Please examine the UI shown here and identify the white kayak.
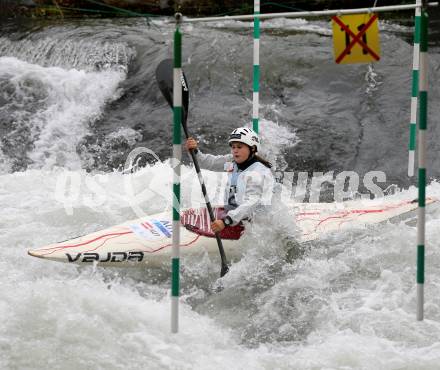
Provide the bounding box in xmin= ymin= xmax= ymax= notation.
xmin=28 ymin=198 xmax=436 ymax=267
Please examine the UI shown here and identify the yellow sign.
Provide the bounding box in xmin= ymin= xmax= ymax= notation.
xmin=332 ymin=13 xmax=380 ymax=64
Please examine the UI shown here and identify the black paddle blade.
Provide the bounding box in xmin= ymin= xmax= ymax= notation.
xmin=220 ymin=263 xmax=229 ymax=277
xmin=155 ymin=58 xmax=189 ymax=127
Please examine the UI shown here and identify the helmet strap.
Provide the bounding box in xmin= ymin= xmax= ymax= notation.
xmin=247 ymin=146 xmax=256 ymax=161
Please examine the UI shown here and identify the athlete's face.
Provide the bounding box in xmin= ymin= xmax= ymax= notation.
xmin=230 ymin=142 xmax=251 ymax=164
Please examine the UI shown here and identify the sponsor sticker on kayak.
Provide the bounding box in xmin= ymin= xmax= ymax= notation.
xmin=130 ymin=219 xmax=172 ymax=240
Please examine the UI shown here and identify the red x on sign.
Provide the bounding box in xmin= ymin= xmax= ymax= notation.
xmin=332 ymin=14 xmax=380 ymax=64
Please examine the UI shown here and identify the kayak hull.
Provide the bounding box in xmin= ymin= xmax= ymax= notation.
xmin=28 ymin=198 xmax=436 ymax=267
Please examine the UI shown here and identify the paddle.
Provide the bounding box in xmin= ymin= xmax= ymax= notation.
xmin=155 ymin=59 xmax=229 ymax=277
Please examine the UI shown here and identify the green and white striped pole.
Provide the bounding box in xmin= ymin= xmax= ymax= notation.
xmin=253 ymin=0 xmax=260 ymax=133
xmin=417 ymin=4 xmax=428 ymax=321
xmin=171 ymin=14 xmax=182 ymax=333
xmin=408 ymin=0 xmax=422 ymax=177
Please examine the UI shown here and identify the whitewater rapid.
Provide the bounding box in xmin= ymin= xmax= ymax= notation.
xmin=2 ymin=164 xmax=440 ymax=369
xmin=2 ymin=13 xmax=440 ymax=370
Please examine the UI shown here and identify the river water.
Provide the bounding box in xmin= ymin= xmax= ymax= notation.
xmin=1 ymin=10 xmax=440 ymax=370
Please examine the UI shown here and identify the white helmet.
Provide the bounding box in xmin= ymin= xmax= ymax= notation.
xmin=228 ymin=127 xmax=260 ymax=152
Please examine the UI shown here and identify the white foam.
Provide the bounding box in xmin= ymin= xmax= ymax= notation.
xmin=0 ymin=57 xmax=125 ymax=170
xmin=0 ymin=36 xmax=134 ymax=72
xmin=3 ymin=166 xmax=440 ymax=368
xmin=206 ymin=17 xmax=331 ymax=36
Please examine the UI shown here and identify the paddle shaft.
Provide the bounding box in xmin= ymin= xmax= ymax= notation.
xmin=155 ymin=58 xmax=229 ymax=276
xmin=178 ymin=77 xmax=229 ymax=276
xmin=186 ymin=139 xmax=229 ymax=276
xmin=181 ymin=127 xmax=220 ymax=225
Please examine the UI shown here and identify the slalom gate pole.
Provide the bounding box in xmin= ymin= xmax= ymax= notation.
xmin=417 ymin=1 xmax=428 ymax=321
xmin=253 ymin=0 xmax=260 ymax=133
xmin=171 ymin=13 xmax=182 ymax=333
xmin=408 ymin=0 xmax=422 ymax=177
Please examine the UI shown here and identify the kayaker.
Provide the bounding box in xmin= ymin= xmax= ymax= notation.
xmin=185 ymin=127 xmax=274 ymax=233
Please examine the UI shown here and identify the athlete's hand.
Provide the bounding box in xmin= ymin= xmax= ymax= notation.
xmin=185 ymin=137 xmax=198 ymax=151
xmin=211 ymin=219 xmax=225 ymax=233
